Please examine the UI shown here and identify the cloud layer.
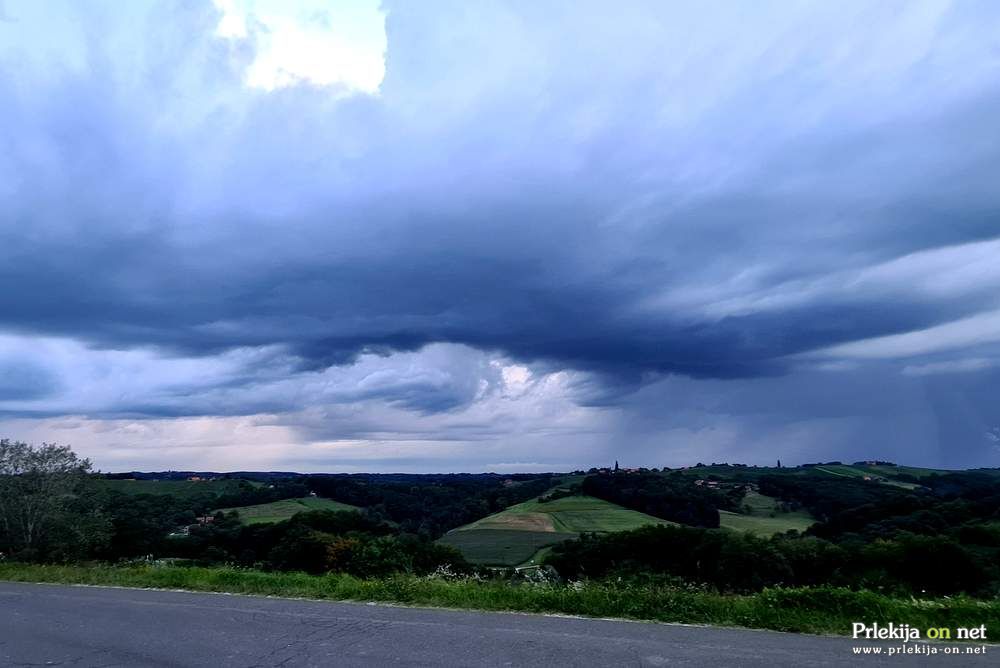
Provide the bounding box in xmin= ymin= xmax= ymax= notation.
xmin=1 ymin=0 xmax=999 ymax=470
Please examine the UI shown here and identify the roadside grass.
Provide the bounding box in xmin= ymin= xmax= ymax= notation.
xmin=215 ymin=497 xmax=360 ymax=525
xmin=719 ymin=491 xmax=815 ymax=536
xmin=2 ymin=563 xmax=998 ymax=638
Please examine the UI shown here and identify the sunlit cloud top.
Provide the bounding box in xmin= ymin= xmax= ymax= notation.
xmin=214 ymin=0 xmax=385 ymax=92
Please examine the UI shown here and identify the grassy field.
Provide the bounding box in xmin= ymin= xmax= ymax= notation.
xmin=719 ymin=491 xmax=815 ymax=536
xmin=96 ymin=478 xmax=259 ymax=498
xmin=814 ymin=465 xmax=920 ymax=489
xmin=719 ymin=510 xmax=814 ymax=535
xmin=437 ymin=529 xmax=577 ymax=566
xmin=462 ymin=495 xmax=669 ymax=534
xmin=814 ymin=464 xmax=876 ymax=479
xmin=216 ymin=497 xmax=359 ymax=524
xmin=441 ymin=495 xmax=667 ymax=566
xmin=2 ymin=563 xmax=997 ymax=638
xmin=856 ymin=464 xmax=949 ymax=479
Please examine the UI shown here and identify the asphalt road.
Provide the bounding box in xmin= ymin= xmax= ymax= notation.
xmin=0 ymin=582 xmax=993 ymax=667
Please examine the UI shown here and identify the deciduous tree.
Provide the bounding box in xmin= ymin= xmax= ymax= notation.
xmin=0 ymin=439 xmax=108 ymax=560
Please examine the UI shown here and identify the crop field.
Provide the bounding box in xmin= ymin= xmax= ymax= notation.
xmin=463 ymin=495 xmax=669 ymax=534
xmin=441 ymin=495 xmax=667 ymax=565
xmin=437 ymin=529 xmax=577 ymax=567
xmin=719 ymin=492 xmax=815 ymax=535
xmin=216 ymin=497 xmax=360 ymax=524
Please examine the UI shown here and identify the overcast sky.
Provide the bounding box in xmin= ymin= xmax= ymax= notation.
xmin=2 ymin=0 xmax=1000 ymax=472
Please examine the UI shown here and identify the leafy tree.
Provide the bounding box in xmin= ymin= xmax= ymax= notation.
xmin=0 ymin=439 xmax=109 ymax=560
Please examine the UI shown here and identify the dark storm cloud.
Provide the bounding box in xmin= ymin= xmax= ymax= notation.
xmin=0 ymin=360 xmax=59 ymax=401
xmin=1 ymin=0 xmax=1000 ymax=462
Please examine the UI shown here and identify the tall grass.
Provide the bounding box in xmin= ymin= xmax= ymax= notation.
xmin=1 ymin=562 xmax=997 ymax=637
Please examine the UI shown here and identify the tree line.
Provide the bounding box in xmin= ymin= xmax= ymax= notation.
xmin=0 ymin=439 xmax=542 ymax=574
xmin=4 ymin=438 xmax=999 ymax=597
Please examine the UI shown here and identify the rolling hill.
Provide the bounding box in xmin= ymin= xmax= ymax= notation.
xmin=812 ymin=464 xmax=922 ymax=489
xmin=439 ymin=495 xmax=669 ymax=567
xmin=216 ymin=497 xmax=360 ymax=525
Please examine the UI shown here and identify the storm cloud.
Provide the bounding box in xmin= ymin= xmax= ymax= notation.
xmin=1 ymin=0 xmax=999 ymax=470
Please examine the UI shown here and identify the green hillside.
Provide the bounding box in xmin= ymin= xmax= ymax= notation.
xmin=439 ymin=495 xmax=668 ymax=566
xmin=465 ymin=495 xmax=671 ymax=533
xmin=719 ymin=491 xmax=815 ymax=535
xmin=814 ymin=465 xmax=920 ymax=489
xmin=216 ymin=497 xmax=360 ymax=525
xmin=438 ymin=529 xmax=577 ymax=567
xmin=855 ymin=463 xmax=950 ymax=479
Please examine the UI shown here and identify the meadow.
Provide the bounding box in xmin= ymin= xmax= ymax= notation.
xmin=462 ymin=495 xmax=669 ymax=533
xmin=439 ymin=495 xmax=667 ymax=566
xmin=216 ymin=496 xmax=359 ymax=525
xmin=853 ymin=464 xmax=950 ymax=479
xmin=813 ymin=464 xmax=921 ymax=489
xmin=718 ymin=491 xmax=815 ymax=535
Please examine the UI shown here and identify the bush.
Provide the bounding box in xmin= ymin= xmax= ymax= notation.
xmin=546 ymin=524 xmax=992 ymax=596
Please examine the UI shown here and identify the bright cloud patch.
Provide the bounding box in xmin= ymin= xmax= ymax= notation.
xmin=214 ymin=0 xmax=386 ymax=92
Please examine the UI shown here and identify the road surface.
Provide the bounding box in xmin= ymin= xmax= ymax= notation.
xmin=0 ymin=581 xmax=992 ymax=666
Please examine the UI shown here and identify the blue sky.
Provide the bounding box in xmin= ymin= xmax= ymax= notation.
xmin=1 ymin=0 xmax=1000 ymax=472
